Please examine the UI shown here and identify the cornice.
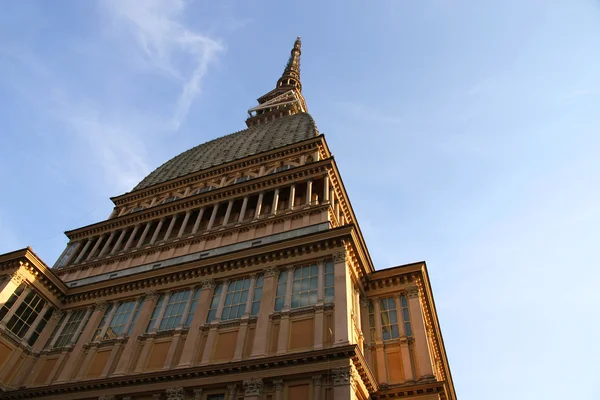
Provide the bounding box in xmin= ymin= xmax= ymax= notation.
xmin=373 ymin=380 xmax=449 ymax=399
xmin=65 ymin=158 xmax=332 ymax=241
xmin=110 ymin=135 xmax=325 ymax=206
xmin=2 ymin=344 xmax=362 ymax=399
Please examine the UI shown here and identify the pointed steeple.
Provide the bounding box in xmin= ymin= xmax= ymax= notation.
xmin=246 ymin=37 xmax=307 ymax=127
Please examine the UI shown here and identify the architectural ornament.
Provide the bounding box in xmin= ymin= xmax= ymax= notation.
xmin=263 ymin=266 xmax=279 ymax=278
xmin=147 ymin=291 xmax=160 ymax=301
xmin=407 ymin=286 xmax=419 ymax=298
xmin=317 ymin=260 xmax=326 ymax=268
xmin=312 ymin=375 xmax=323 ymax=386
xmin=243 ymin=378 xmax=263 ymax=396
xmin=192 ymin=389 xmax=203 ymax=400
xmin=332 ymin=367 xmax=352 ymax=386
xmin=10 ymin=270 xmax=26 ymax=285
xmin=333 ymin=251 xmax=346 ymax=263
xmin=272 ymin=379 xmax=284 ymax=391
xmin=94 ymin=301 xmax=109 ymax=312
xmin=51 ymin=309 xmax=65 ymax=322
xmin=201 ymin=278 xmax=216 ymax=290
xmin=165 ymin=387 xmax=185 ymax=400
xmin=228 ymin=383 xmax=238 ymax=395
xmin=152 ymin=395 xmax=162 ymax=400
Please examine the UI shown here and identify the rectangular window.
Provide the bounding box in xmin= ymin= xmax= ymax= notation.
xmin=324 ymin=261 xmax=334 ymax=303
xmin=103 ymin=300 xmax=140 ymax=339
xmin=274 ymin=270 xmax=288 ymax=311
xmin=401 ymin=295 xmax=412 ymax=337
xmin=0 ymin=284 xmax=24 ymax=321
xmin=291 ymin=264 xmax=318 ymax=308
xmin=379 ymin=297 xmax=399 ymax=340
xmin=54 ymin=308 xmax=88 ymax=348
xmin=159 ymin=290 xmax=191 ymax=331
xmin=206 ymin=284 xmax=223 ymax=323
xmin=221 ymin=278 xmax=250 ymax=321
xmin=93 ymin=304 xmax=114 ymax=341
xmin=368 ymin=301 xmax=376 ymax=342
xmin=146 ymin=295 xmax=165 ymax=332
xmin=251 ymin=275 xmax=264 ymax=316
xmin=45 ymin=312 xmax=66 ymax=348
xmin=185 ymin=288 xmax=202 ymax=327
xmin=28 ymin=307 xmax=53 ymax=346
xmin=6 ymin=290 xmax=46 ymax=338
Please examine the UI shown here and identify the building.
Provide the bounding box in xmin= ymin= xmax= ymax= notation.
xmin=0 ymin=38 xmax=455 ymax=400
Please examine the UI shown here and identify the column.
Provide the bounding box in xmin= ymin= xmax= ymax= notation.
xmin=332 ymin=367 xmax=352 ymax=399
xmin=273 ymin=380 xmax=284 ymax=400
xmin=314 ymin=261 xmax=325 ymax=350
xmin=400 ymin=337 xmax=415 ymax=382
xmin=98 ymin=231 xmax=116 ymax=257
xmin=178 ymin=280 xmax=215 ymax=368
xmin=250 ymin=267 xmax=278 ymax=358
xmin=206 ymin=204 xmax=219 ymax=230
xmin=177 ymin=211 xmax=192 ymax=238
xmin=306 ymin=179 xmax=313 ymax=205
xmin=22 ymin=302 xmax=51 ymax=344
xmin=276 ymin=267 xmax=294 ymax=355
xmin=137 ymin=222 xmax=153 ymax=247
xmin=238 ymin=196 xmax=249 ymax=223
xmin=359 ymin=298 xmax=372 ymax=364
xmin=149 ymin=218 xmax=166 ymax=244
xmin=407 ymin=286 xmax=434 ymax=379
xmin=191 ymin=207 xmax=205 ymax=234
xmin=86 ymin=234 xmax=105 ymax=260
xmin=123 ymin=225 xmax=139 ymax=251
xmin=254 ymin=192 xmax=264 ymax=219
xmin=312 ymin=375 xmax=323 ymax=400
xmin=323 ymin=174 xmax=330 ymax=202
xmin=333 ymin=251 xmax=351 ymax=346
xmin=243 ymin=378 xmax=263 ymax=400
xmin=112 ymin=229 xmax=129 ymax=253
xmin=178 ymin=288 xmax=195 ymax=329
xmin=271 ymin=188 xmax=280 ymax=215
xmin=163 ymin=214 xmax=178 ymax=241
xmin=74 ymin=239 xmax=92 ymax=264
xmin=113 ymin=292 xmax=159 ymax=376
xmin=223 ymin=199 xmax=234 ymax=226
xmin=288 ymin=184 xmax=296 ymax=211
xmin=0 ymin=285 xmax=32 ymax=326
xmin=56 ymin=303 xmax=106 ymax=383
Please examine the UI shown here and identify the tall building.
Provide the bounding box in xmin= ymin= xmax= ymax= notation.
xmin=0 ymin=38 xmax=455 ymax=400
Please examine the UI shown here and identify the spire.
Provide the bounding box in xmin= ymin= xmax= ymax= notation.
xmin=246 ymin=37 xmax=307 ymax=127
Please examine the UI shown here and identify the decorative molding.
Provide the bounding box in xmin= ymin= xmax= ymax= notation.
xmin=94 ymin=301 xmax=109 ymax=312
xmin=165 ymin=387 xmax=185 ymax=400
xmin=333 ymin=251 xmax=346 ymax=263
xmin=152 ymin=395 xmax=162 ymax=400
xmin=272 ymin=379 xmax=284 ymax=391
xmin=192 ymin=388 xmax=203 ymax=400
xmin=51 ymin=310 xmax=65 ymax=322
xmin=147 ymin=291 xmax=160 ymax=301
xmin=312 ymin=375 xmax=323 ymax=386
xmin=332 ymin=367 xmax=352 ymax=386
xmin=243 ymin=378 xmax=263 ymax=396
xmin=201 ymin=278 xmax=216 ymax=290
xmin=228 ymin=383 xmax=238 ymax=395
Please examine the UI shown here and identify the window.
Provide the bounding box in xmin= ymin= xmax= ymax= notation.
xmin=324 ymin=261 xmax=334 ymax=303
xmin=45 ymin=312 xmax=66 ymax=348
xmin=379 ymin=297 xmax=399 ymax=340
xmin=28 ymin=308 xmax=53 ymax=346
xmin=161 ymin=196 xmax=178 ymax=204
xmin=93 ymin=304 xmax=114 ymax=340
xmin=95 ymin=300 xmax=142 ymax=341
xmin=206 ymin=284 xmax=223 ymax=323
xmin=274 ymin=270 xmax=288 ymax=311
xmin=196 ymin=186 xmax=215 ymax=194
xmin=368 ymin=301 xmax=376 ymax=342
xmin=271 ymin=165 xmax=291 ymax=174
xmin=401 ymin=295 xmax=412 ymax=337
xmin=251 ymin=276 xmax=264 ymax=316
xmin=185 ymin=288 xmax=202 ymax=327
xmin=234 ymin=176 xmax=249 ymax=184
xmin=291 ymin=265 xmax=318 ymax=308
xmin=6 ymin=290 xmax=46 ymax=338
xmin=159 ymin=290 xmax=191 ymax=331
xmin=55 ymin=243 xmax=77 ymax=268
xmin=0 ymin=284 xmax=24 ymax=321
xmin=54 ymin=308 xmax=89 ymax=348
xmin=130 ymin=206 xmax=145 ymax=214
xmin=221 ymin=278 xmax=250 ymax=321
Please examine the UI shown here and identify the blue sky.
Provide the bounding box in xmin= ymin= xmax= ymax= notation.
xmin=1 ymin=1 xmax=599 ymax=398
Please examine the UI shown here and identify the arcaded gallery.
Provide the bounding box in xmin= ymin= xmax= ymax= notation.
xmin=0 ymin=38 xmax=455 ymax=400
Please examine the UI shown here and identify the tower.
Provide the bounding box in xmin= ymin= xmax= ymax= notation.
xmin=0 ymin=38 xmax=455 ymax=400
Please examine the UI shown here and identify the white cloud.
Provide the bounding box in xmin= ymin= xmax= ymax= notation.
xmin=103 ymin=0 xmax=224 ymax=129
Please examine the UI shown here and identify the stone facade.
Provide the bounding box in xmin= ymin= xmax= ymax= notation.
xmin=0 ymin=38 xmax=455 ymax=400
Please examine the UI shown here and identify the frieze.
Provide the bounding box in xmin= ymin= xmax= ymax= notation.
xmin=312 ymin=375 xmax=323 ymax=386
xmin=263 ymin=266 xmax=279 ymax=277
xmin=272 ymin=379 xmax=284 ymax=391
xmin=165 ymin=387 xmax=185 ymax=400
xmin=228 ymin=383 xmax=238 ymax=395
xmin=407 ymin=286 xmax=419 ymax=298
xmin=332 ymin=367 xmax=352 ymax=386
xmin=201 ymin=279 xmax=216 ymax=290
xmin=243 ymin=378 xmax=263 ymax=396
xmin=192 ymin=389 xmax=203 ymax=400
xmin=333 ymin=251 xmax=346 ymax=263
xmin=94 ymin=301 xmax=108 ymax=312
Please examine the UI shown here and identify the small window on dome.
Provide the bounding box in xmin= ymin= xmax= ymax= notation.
xmin=271 ymin=165 xmax=292 ymax=174
xmin=130 ymin=206 xmax=145 ymax=214
xmin=234 ymin=176 xmax=249 ymax=184
xmin=161 ymin=196 xmax=177 ymax=204
xmin=196 ymin=186 xmax=215 ymax=194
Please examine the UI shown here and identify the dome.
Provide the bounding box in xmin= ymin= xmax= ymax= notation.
xmin=133 ymin=113 xmax=318 ymax=191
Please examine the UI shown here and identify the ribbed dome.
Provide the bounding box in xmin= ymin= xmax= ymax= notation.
xmin=134 ymin=113 xmax=318 ymax=191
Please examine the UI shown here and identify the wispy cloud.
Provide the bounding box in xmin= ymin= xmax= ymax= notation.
xmin=103 ymin=0 xmax=224 ymax=130
xmin=333 ymin=101 xmax=402 ymax=124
